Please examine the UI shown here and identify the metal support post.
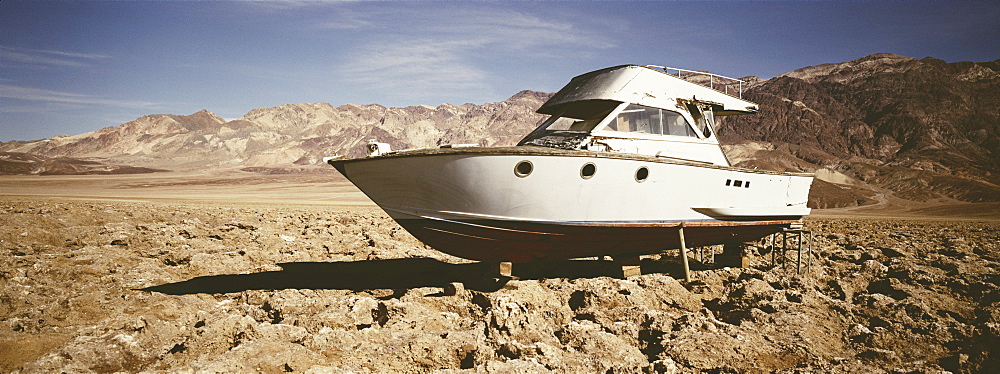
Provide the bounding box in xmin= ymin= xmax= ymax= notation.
xmin=769 ymin=233 xmax=777 ymax=267
xmin=774 ymin=228 xmax=813 ymax=274
xmin=796 ymin=231 xmax=803 ymax=273
xmin=782 ymin=231 xmax=789 ymax=271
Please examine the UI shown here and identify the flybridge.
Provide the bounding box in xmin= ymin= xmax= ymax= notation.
xmin=537 ymin=65 xmax=758 ymax=118
xmin=645 ymin=65 xmax=748 ymax=99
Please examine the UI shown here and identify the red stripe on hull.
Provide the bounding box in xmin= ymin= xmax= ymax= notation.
xmin=395 ymin=218 xmax=796 ymax=262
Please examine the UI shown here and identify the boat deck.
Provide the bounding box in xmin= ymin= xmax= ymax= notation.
xmin=332 ymin=145 xmax=815 ymax=178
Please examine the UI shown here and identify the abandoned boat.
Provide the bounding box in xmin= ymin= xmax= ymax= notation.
xmin=327 ymin=65 xmax=813 ymax=262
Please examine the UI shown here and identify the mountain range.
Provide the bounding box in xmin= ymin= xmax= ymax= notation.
xmin=718 ymin=53 xmax=998 ymax=206
xmin=0 ymin=90 xmax=549 ymax=170
xmin=2 ymin=53 xmax=997 ymax=209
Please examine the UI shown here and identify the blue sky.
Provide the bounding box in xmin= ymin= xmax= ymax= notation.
xmin=2 ymin=1 xmax=998 ymax=141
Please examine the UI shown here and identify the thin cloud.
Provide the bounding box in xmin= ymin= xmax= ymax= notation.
xmin=336 ymin=7 xmax=615 ymax=101
xmin=313 ymin=8 xmax=375 ymax=30
xmin=0 ymin=84 xmax=159 ymax=110
xmin=315 ymin=18 xmax=373 ymax=30
xmin=425 ymin=9 xmax=614 ymax=51
xmin=337 ymin=40 xmax=477 ymax=99
xmin=341 ymin=42 xmax=491 ymax=101
xmin=0 ymin=46 xmax=111 ymax=68
xmin=248 ymin=0 xmax=362 ymax=13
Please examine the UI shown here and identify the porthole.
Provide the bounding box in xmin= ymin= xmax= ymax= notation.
xmin=635 ymin=166 xmax=649 ymax=182
xmin=514 ymin=160 xmax=533 ymax=177
xmin=580 ymin=163 xmax=596 ymax=179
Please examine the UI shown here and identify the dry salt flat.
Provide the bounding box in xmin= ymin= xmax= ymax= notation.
xmin=1 ymin=194 xmax=996 ymax=373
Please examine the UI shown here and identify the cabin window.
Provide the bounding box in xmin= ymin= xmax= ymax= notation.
xmin=607 ymin=104 xmax=696 ymax=137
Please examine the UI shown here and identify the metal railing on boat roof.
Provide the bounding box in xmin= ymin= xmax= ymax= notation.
xmin=646 ymin=65 xmax=746 ymax=98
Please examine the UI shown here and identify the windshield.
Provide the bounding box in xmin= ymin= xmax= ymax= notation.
xmin=536 ymin=100 xmax=621 ymax=132
xmin=544 ymin=116 xmax=605 ymax=131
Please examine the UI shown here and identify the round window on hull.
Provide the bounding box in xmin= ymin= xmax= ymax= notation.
xmin=580 ymin=163 xmax=596 ymax=179
xmin=515 ymin=160 xmax=533 ymax=177
xmin=635 ymin=166 xmax=649 ymax=182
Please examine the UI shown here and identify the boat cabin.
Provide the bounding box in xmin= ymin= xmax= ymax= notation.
xmin=518 ymin=65 xmax=758 ymax=166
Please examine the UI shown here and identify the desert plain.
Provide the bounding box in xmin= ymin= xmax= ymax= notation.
xmin=1 ymin=170 xmax=997 ymax=373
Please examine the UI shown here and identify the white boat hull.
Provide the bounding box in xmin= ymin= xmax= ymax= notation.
xmin=330 ymin=147 xmax=812 ymax=262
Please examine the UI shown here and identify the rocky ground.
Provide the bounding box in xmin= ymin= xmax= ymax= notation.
xmin=1 ymin=196 xmax=997 ymax=373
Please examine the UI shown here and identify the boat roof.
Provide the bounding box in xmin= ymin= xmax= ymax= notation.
xmin=538 ymin=65 xmax=759 ymax=116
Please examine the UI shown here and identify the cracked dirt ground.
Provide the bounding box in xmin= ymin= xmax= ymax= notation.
xmin=1 ymin=196 xmax=997 ymax=373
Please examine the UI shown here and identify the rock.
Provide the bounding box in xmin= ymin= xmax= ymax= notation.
xmin=857 ymin=292 xmax=897 ymax=309
xmin=847 ymin=323 xmax=873 ymax=343
xmin=443 ymin=282 xmax=466 ymax=296
xmin=256 ymin=323 xmax=307 ymax=344
xmin=347 ymin=296 xmax=380 ymax=327
xmin=860 ymin=259 xmax=888 ymax=277
xmin=650 ymin=358 xmax=683 ymax=374
xmin=868 ymin=278 xmax=911 ymax=300
xmin=555 ymin=320 xmax=647 ymax=372
xmin=857 ymin=347 xmax=899 ymax=362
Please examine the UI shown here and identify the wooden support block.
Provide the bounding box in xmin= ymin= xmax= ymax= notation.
xmin=499 ymin=261 xmax=512 ymax=277
xmin=719 ymin=241 xmax=751 ymax=268
xmin=621 ymin=265 xmax=642 ymax=278
xmin=740 ymin=241 xmax=754 ymax=268
xmin=614 ymin=255 xmax=642 ymax=278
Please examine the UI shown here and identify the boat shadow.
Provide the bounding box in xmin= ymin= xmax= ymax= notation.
xmin=140 ymin=257 xmax=712 ymax=295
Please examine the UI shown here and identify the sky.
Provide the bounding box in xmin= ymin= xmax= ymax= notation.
xmin=1 ymin=1 xmax=998 ymax=141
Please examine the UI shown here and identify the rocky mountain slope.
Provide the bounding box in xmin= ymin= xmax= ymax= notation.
xmin=0 ymin=152 xmax=164 ymax=175
xmin=0 ymin=91 xmax=550 ymax=169
xmin=718 ymin=53 xmax=999 ymax=204
xmin=1 ymin=54 xmax=997 ymax=208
